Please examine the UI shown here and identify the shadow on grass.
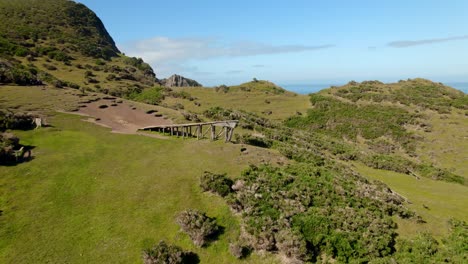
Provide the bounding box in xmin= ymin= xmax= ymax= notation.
xmin=183 ymin=252 xmax=200 ymax=264
xmin=204 ymin=225 xmax=225 ymax=247
xmin=0 ymin=145 xmax=36 ymax=166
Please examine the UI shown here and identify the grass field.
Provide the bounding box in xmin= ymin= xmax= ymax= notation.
xmin=163 ymin=84 xmax=310 ymax=121
xmin=0 ymin=113 xmax=282 ymax=263
xmin=1 ymin=84 xmax=466 ymax=263
xmin=416 ymin=110 xmax=468 ymax=178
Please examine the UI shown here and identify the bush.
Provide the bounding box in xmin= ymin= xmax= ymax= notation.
xmin=0 ymin=133 xmax=18 ymax=164
xmin=361 ymin=154 xmax=413 ymax=174
xmin=200 ymin=172 xmax=233 ymax=197
xmin=0 ymin=60 xmax=41 ymax=85
xmin=84 ymin=70 xmax=94 ymax=78
xmin=222 ymin=164 xmax=404 ymax=262
xmin=229 ymin=242 xmax=249 ymax=259
xmin=129 ymin=87 xmax=164 ymax=105
xmin=142 ymin=240 xmax=195 ymax=264
xmin=275 ymin=229 xmax=308 ymax=262
xmin=176 ymin=209 xmax=219 ymax=247
xmin=235 ymin=134 xmax=273 ymax=148
xmin=0 ymin=110 xmax=35 ymax=131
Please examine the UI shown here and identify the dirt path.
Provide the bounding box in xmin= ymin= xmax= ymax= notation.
xmin=76 ymin=98 xmax=172 ymax=134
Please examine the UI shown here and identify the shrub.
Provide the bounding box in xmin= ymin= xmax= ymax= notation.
xmin=229 ymin=242 xmax=249 ymax=259
xmin=200 ymin=172 xmax=233 ymax=197
xmin=106 ymin=73 xmax=116 ymax=81
xmin=235 ymin=134 xmax=273 ymax=148
xmin=142 ymin=240 xmax=194 ymax=264
xmin=275 ymin=229 xmax=308 ymax=262
xmin=0 ymin=110 xmax=35 ymax=131
xmin=361 ymin=154 xmax=413 ymax=174
xmin=84 ymin=70 xmax=94 ymax=78
xmin=129 ymin=87 xmax=164 ymax=105
xmin=176 ymin=209 xmax=219 ymax=247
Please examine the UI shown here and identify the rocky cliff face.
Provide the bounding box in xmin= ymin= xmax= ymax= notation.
xmin=160 ymin=74 xmax=202 ymax=87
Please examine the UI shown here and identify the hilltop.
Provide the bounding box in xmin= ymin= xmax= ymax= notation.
xmin=160 ymin=74 xmax=202 ymax=87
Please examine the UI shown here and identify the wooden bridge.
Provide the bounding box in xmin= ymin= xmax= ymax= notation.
xmin=139 ymin=120 xmax=239 ymax=142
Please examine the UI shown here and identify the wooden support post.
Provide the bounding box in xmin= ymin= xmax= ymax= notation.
xmin=228 ymin=127 xmax=234 ymax=142
xmin=211 ymin=125 xmax=216 ymax=140
xmin=202 ymin=125 xmax=210 ymax=138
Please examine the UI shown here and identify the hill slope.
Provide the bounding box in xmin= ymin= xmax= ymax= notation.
xmin=0 ymin=0 xmax=157 ymax=97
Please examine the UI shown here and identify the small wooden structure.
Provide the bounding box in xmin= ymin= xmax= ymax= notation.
xmin=140 ymin=120 xmax=239 ymax=142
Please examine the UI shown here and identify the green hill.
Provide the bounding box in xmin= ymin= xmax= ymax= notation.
xmin=0 ymin=0 xmax=157 ymax=97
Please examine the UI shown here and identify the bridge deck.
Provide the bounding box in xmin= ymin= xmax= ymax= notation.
xmin=139 ymin=120 xmax=239 ymax=142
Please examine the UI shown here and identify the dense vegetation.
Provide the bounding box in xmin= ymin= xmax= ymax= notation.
xmin=0 ymin=0 xmax=160 ymax=97
xmin=0 ymin=0 xmax=118 ymax=60
xmin=0 ymin=110 xmax=35 ymax=164
xmin=276 ymin=81 xmax=465 ymax=185
xmin=333 ymin=79 xmax=467 ymax=114
xmin=208 ymin=165 xmax=414 ymax=263
xmin=176 ymin=209 xmax=220 ymax=247
xmin=142 ymin=241 xmax=197 ymax=264
xmin=375 ymin=219 xmax=467 ymax=263
xmin=285 ymin=94 xmax=418 ymax=150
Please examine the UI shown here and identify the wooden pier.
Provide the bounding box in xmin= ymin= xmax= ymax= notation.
xmin=139 ymin=120 xmax=239 ymax=142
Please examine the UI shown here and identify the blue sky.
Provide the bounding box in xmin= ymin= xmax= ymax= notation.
xmin=77 ymin=0 xmax=468 ymax=86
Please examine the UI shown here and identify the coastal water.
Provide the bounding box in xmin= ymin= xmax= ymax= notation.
xmin=282 ymin=82 xmax=468 ymax=94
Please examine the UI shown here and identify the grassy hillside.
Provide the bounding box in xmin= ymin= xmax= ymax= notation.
xmin=0 ymin=111 xmax=287 ymax=263
xmin=0 ymin=0 xmax=158 ymax=97
xmin=285 ymin=79 xmax=466 ymax=184
xmin=161 ymin=80 xmax=310 ymax=121
xmin=1 ymin=81 xmax=466 ymax=263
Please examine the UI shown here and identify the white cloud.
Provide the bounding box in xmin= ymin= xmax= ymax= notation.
xmin=226 ymin=70 xmax=243 ymax=74
xmin=120 ymin=36 xmax=334 ymax=76
xmin=388 ymin=35 xmax=468 ymax=48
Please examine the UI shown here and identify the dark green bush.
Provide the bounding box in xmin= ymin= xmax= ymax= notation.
xmin=229 ymin=242 xmax=250 ymax=259
xmin=361 ymin=154 xmax=413 ymax=174
xmin=128 ymin=87 xmax=164 ymax=105
xmin=235 ymin=134 xmax=273 ymax=148
xmin=221 ymin=164 xmax=408 ymax=262
xmin=199 ymin=171 xmax=233 ymax=197
xmin=142 ymin=240 xmax=195 ymax=264
xmin=0 ymin=110 xmax=35 ymax=131
xmin=176 ymin=209 xmax=219 ymax=247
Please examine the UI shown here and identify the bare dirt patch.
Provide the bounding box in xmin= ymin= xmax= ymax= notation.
xmin=77 ymin=99 xmax=172 ymax=134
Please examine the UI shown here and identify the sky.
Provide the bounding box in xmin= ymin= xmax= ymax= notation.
xmin=76 ymin=0 xmax=468 ymax=87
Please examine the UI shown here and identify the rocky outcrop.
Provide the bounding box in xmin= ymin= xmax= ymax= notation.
xmin=160 ymin=74 xmax=202 ymax=87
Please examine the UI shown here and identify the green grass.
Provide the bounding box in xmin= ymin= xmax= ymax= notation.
xmin=162 ymin=85 xmax=310 ymax=121
xmin=416 ymin=110 xmax=468 ymax=178
xmin=354 ymin=163 xmax=468 ymax=238
xmin=0 ymin=113 xmax=280 ymax=263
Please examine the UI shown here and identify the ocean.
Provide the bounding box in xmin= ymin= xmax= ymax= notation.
xmin=281 ymin=82 xmax=468 ymax=94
